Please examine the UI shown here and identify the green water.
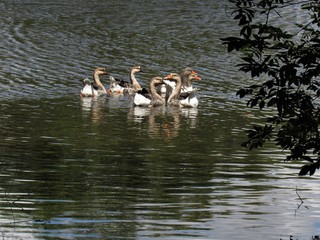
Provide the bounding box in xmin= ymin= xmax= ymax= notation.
xmin=1 ymin=1 xmax=319 ymax=239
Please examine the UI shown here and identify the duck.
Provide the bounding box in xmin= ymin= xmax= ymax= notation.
xmin=80 ymin=67 xmax=108 ymax=97
xmin=134 ymin=77 xmax=165 ymax=107
xmin=164 ymin=72 xmax=201 ymax=108
xmin=108 ymin=66 xmax=143 ymax=94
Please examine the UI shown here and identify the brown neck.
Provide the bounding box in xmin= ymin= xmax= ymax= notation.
xmin=167 ymin=77 xmax=182 ymax=103
xmin=130 ymin=71 xmax=142 ymax=91
xmin=93 ymin=72 xmax=107 ymax=94
xmin=184 ymin=76 xmax=193 ymax=87
xmin=150 ymin=81 xmax=164 ymax=103
xmin=180 ymin=68 xmax=193 ymax=86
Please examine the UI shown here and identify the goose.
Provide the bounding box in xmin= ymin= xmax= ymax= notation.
xmin=158 ymin=67 xmax=200 ymax=98
xmin=80 ymin=67 xmax=108 ymax=97
xmin=180 ymin=67 xmax=200 ymax=94
xmin=164 ymin=72 xmax=201 ymax=108
xmin=108 ymin=66 xmax=143 ymax=94
xmin=134 ymin=77 xmax=165 ymax=107
xmin=130 ymin=65 xmax=143 ymax=92
xmin=108 ymin=76 xmax=128 ymax=94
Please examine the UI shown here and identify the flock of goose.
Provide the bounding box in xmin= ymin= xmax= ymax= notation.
xmin=80 ymin=66 xmax=201 ymax=108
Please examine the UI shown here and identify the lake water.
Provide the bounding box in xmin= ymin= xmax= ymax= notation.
xmin=1 ymin=1 xmax=320 ymax=239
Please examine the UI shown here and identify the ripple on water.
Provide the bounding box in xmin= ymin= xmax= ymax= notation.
xmin=1 ymin=1 xmax=318 ymax=240
xmin=0 ymin=1 xmax=236 ymax=101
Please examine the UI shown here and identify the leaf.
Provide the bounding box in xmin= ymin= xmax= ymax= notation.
xmin=259 ymin=100 xmax=265 ymax=110
xmin=250 ymin=98 xmax=258 ymax=108
xmin=299 ymin=161 xmax=320 ymax=176
xmin=234 ymin=13 xmax=242 ymax=20
xmin=301 ymin=156 xmax=313 ymax=162
xmin=309 ymin=166 xmax=316 ymax=176
xmin=241 ymin=57 xmax=254 ymax=63
xmin=236 ymin=89 xmax=246 ymax=98
xmin=267 ymin=97 xmax=277 ymax=107
xmin=299 ymin=165 xmax=311 ymax=176
xmin=228 ymin=44 xmax=235 ymax=53
xmin=239 ymin=16 xmax=248 ymax=26
xmin=240 ymin=25 xmax=252 ymax=38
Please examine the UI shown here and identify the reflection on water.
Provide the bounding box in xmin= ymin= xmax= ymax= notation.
xmin=128 ymin=105 xmax=198 ymax=140
xmin=80 ymin=92 xmax=200 ymax=141
xmin=80 ymin=96 xmax=107 ymax=125
xmin=81 ymin=94 xmax=134 ymax=125
xmin=1 ymin=95 xmax=320 ymax=239
xmin=180 ymin=107 xmax=199 ymax=128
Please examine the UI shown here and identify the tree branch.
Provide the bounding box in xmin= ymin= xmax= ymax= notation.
xmin=295 ymin=186 xmax=305 ymax=216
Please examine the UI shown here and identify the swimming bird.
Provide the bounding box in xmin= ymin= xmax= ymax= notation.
xmin=164 ymin=72 xmax=201 ymax=108
xmin=158 ymin=67 xmax=200 ymax=98
xmin=108 ymin=76 xmax=129 ymax=94
xmin=180 ymin=67 xmax=200 ymax=94
xmin=108 ymin=66 xmax=143 ymax=94
xmin=130 ymin=65 xmax=144 ymax=92
xmin=80 ymin=67 xmax=108 ymax=97
xmin=134 ymin=77 xmax=165 ymax=107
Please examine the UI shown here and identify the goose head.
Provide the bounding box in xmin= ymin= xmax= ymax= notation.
xmin=150 ymin=76 xmax=164 ymax=85
xmin=94 ymin=67 xmax=108 ymax=76
xmin=131 ymin=66 xmax=143 ymax=74
xmin=163 ymin=73 xmax=182 ymax=90
xmin=181 ymin=67 xmax=193 ymax=77
xmin=82 ymin=78 xmax=91 ymax=86
xmin=164 ymin=73 xmax=181 ymax=82
xmin=188 ymin=72 xmax=201 ymax=81
xmin=181 ymin=68 xmax=200 ymax=85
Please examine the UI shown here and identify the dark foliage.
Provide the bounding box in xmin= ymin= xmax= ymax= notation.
xmin=222 ymin=0 xmax=320 ymax=176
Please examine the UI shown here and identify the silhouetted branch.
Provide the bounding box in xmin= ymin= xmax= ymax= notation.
xmin=295 ymin=186 xmax=305 ymax=216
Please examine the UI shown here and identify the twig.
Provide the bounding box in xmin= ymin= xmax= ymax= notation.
xmin=295 ymin=186 xmax=304 ymax=216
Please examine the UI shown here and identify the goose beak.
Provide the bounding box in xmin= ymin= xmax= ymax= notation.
xmin=163 ymin=74 xmax=173 ymax=80
xmin=100 ymin=67 xmax=108 ymax=75
xmin=195 ymin=75 xmax=201 ymax=81
xmin=192 ymin=70 xmax=201 ymax=80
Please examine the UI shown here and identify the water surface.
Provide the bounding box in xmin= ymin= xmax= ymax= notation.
xmin=1 ymin=1 xmax=320 ymax=239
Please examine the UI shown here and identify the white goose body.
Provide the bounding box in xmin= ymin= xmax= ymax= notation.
xmin=108 ymin=66 xmax=143 ymax=95
xmin=134 ymin=77 xmax=165 ymax=107
xmin=164 ymin=72 xmax=201 ymax=108
xmin=179 ymin=88 xmax=199 ymax=108
xmin=158 ymin=68 xmax=200 ymax=98
xmin=80 ymin=78 xmax=98 ymax=97
xmin=134 ymin=91 xmax=152 ymax=106
xmin=108 ymin=76 xmax=127 ymax=94
xmin=80 ymin=67 xmax=108 ymax=97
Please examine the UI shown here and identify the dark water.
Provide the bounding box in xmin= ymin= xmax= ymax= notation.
xmin=1 ymin=1 xmax=320 ymax=239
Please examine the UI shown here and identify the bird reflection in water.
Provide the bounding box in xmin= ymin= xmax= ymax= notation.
xmin=80 ymin=96 xmax=107 ymax=125
xmin=128 ymin=106 xmax=199 ymax=141
xmin=81 ymin=94 xmax=134 ymax=125
xmin=149 ymin=107 xmax=180 ymax=140
xmin=180 ymin=107 xmax=198 ymax=128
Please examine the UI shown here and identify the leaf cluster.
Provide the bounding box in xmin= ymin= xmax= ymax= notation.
xmin=222 ymin=0 xmax=320 ymax=175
